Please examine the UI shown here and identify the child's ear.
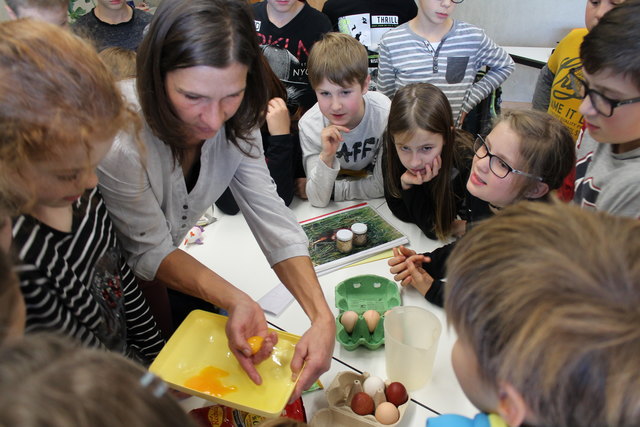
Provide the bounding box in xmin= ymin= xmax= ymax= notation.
xmin=496 ymin=382 xmax=528 ymax=427
xmin=361 ymin=75 xmax=371 ymax=94
xmin=523 ymin=181 xmax=549 ymax=199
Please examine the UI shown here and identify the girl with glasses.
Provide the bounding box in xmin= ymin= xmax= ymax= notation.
xmin=389 ymin=109 xmax=575 ymax=306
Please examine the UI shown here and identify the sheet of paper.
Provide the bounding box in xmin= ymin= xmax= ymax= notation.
xmin=258 ymin=283 xmax=295 ymax=316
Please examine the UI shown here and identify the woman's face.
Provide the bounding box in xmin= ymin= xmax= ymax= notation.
xmin=165 ymin=63 xmax=249 ymax=145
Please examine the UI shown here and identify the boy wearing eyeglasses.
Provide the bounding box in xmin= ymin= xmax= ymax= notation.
xmin=571 ymin=0 xmax=640 ymax=218
xmin=532 ymin=0 xmax=625 ymax=141
xmin=389 ymin=110 xmax=574 ymax=306
xmin=377 ymin=0 xmax=514 ymax=126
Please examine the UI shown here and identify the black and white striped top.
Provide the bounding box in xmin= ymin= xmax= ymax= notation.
xmin=12 ymin=187 xmax=164 ymax=365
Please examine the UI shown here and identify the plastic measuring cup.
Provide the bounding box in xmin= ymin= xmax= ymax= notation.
xmin=383 ymin=306 xmax=442 ymax=391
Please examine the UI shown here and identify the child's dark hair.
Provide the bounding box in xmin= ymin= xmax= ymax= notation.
xmin=383 ymin=83 xmax=468 ymax=240
xmin=581 ymin=0 xmax=640 ymax=91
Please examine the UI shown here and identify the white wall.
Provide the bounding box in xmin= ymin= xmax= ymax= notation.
xmin=453 ymin=0 xmax=585 ymax=47
xmin=453 ymin=0 xmax=586 ymax=103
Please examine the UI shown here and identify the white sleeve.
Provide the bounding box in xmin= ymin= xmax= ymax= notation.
xmin=299 ymin=111 xmax=339 ymax=207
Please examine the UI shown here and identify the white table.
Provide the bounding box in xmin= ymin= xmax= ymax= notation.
xmin=502 ymin=46 xmax=554 ymax=69
xmin=179 ymin=197 xmax=477 ymax=425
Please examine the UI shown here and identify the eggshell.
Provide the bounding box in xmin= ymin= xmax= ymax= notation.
xmin=375 ymin=401 xmax=400 ymax=425
xmin=350 ymin=392 xmax=374 ymax=416
xmin=363 ymin=310 xmax=380 ymax=333
xmin=385 ymin=381 xmax=409 ymax=406
xmin=340 ymin=311 xmax=358 ymax=334
xmin=363 ymin=375 xmax=385 ymax=397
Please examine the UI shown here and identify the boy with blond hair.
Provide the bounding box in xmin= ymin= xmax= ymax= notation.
xmin=571 ymin=0 xmax=640 ymax=217
xmin=431 ymin=200 xmax=640 ymax=426
xmin=299 ymin=32 xmax=391 ymax=207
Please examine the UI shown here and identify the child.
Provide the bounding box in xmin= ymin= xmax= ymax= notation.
xmin=0 ymin=333 xmax=198 ymax=426
xmin=571 ymin=0 xmax=640 ymax=218
xmin=98 ymin=46 xmax=137 ymax=80
xmin=0 ymin=20 xmax=163 ymax=362
xmin=377 ymin=0 xmax=514 ymax=126
xmin=300 ymin=32 xmax=391 ymax=207
xmin=72 ymin=0 xmax=152 ymax=51
xmin=4 ymin=0 xmax=68 ymax=26
xmin=253 ymin=0 xmax=332 ymax=112
xmin=383 ymin=82 xmax=477 ymax=241
xmin=430 ymin=201 xmax=640 ymax=426
xmin=389 ymin=110 xmax=575 ymax=306
xmin=532 ymin=0 xmax=624 ymax=141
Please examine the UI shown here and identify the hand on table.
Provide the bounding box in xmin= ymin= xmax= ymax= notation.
xmin=319 ymin=125 xmax=349 ymax=168
xmin=400 ymin=155 xmax=442 ymax=190
xmin=288 ymin=316 xmax=335 ymax=402
xmin=225 ymin=296 xmax=278 ymax=385
xmin=389 ymin=246 xmax=433 ymax=296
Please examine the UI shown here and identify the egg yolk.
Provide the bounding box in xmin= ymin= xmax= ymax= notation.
xmin=247 ymin=336 xmax=264 ymax=355
xmin=184 ymin=366 xmax=237 ymax=397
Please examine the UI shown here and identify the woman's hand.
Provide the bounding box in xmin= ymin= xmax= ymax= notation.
xmin=225 ymin=294 xmax=278 ymax=385
xmin=288 ymin=314 xmax=335 ymax=402
xmin=319 ymin=125 xmax=349 ymax=168
xmin=400 ymin=155 xmax=442 ymax=190
xmin=266 ymin=97 xmax=290 ymax=136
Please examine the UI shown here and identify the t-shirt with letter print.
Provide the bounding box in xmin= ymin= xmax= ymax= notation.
xmin=322 ymin=0 xmax=417 ymax=91
xmin=299 ymin=91 xmax=391 ymax=207
xmin=253 ymin=2 xmax=332 ymax=112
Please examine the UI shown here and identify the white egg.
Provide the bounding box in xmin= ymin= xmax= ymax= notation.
xmin=363 ymin=375 xmax=385 ymax=397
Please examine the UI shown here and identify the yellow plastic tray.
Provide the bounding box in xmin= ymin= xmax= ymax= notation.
xmin=149 ymin=310 xmax=301 ymax=417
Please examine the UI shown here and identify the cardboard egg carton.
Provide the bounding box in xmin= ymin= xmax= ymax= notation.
xmin=309 ymin=371 xmax=409 ymax=426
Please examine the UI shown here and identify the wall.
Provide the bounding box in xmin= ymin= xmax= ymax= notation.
xmin=453 ymin=0 xmax=585 ymax=103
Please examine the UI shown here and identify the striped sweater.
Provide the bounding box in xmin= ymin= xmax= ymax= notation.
xmin=377 ymin=20 xmax=514 ymax=124
xmin=12 ymin=187 xmax=164 ymax=365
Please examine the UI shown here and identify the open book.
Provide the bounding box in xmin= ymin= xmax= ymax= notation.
xmin=300 ymin=203 xmax=409 ymax=276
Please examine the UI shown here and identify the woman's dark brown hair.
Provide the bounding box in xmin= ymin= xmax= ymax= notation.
xmin=136 ymin=0 xmax=270 ymax=162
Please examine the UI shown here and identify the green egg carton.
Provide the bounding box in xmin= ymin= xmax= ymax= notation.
xmin=334 ymin=274 xmax=401 ymax=351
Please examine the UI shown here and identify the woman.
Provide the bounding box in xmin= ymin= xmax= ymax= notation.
xmin=97 ymin=0 xmax=334 ymax=398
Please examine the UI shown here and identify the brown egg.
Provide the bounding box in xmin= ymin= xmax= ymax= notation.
xmin=385 ymin=381 xmax=409 ymax=406
xmin=340 ymin=311 xmax=359 ymax=334
xmin=363 ymin=309 xmax=380 ymax=333
xmin=375 ymin=401 xmax=400 ymax=425
xmin=350 ymin=391 xmax=375 ymax=416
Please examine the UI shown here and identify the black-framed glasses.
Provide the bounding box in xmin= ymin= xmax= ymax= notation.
xmin=568 ymin=67 xmax=640 ymax=117
xmin=473 ymin=136 xmax=543 ymax=181
xmin=451 ymin=0 xmax=464 ymax=3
